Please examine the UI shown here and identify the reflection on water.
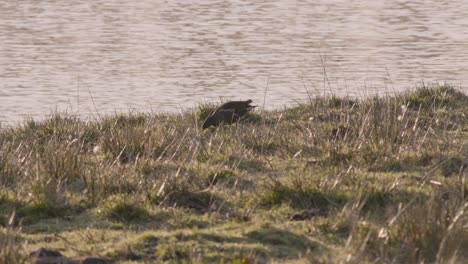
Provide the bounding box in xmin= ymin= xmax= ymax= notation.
xmin=1 ymin=0 xmax=467 ymax=123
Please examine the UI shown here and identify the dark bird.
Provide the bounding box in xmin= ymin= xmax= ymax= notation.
xmin=202 ymin=99 xmax=256 ymax=129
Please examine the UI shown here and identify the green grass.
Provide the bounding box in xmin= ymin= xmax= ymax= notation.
xmin=0 ymin=84 xmax=467 ymax=263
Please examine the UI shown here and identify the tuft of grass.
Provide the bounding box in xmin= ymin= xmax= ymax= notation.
xmin=384 ymin=195 xmax=465 ymax=263
xmin=0 ymin=228 xmax=27 ymax=264
xmin=440 ymin=156 xmax=466 ymax=177
xmin=261 ymin=182 xmax=347 ymax=211
xmin=246 ymin=225 xmax=317 ymax=258
xmin=403 ymin=83 xmax=468 ymax=110
xmin=102 ymin=196 xmax=152 ymax=223
xmin=18 ymin=200 xmax=70 ymax=224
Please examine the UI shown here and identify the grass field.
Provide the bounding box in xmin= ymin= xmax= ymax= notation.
xmin=1 ymin=84 xmax=467 ymax=263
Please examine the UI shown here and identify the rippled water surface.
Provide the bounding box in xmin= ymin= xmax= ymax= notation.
xmin=1 ymin=0 xmax=467 ymax=123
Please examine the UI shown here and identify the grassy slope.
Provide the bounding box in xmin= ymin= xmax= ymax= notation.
xmin=1 ymin=84 xmax=467 ymax=263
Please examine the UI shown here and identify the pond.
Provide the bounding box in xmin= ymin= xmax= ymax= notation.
xmin=1 ymin=0 xmax=467 ymax=123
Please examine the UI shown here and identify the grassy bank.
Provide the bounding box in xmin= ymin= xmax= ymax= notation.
xmin=1 ymin=84 xmax=467 ymax=263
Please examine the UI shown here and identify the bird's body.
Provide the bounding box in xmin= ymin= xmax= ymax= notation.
xmin=202 ymin=99 xmax=256 ymax=129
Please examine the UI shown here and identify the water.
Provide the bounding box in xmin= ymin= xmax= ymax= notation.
xmin=1 ymin=0 xmax=467 ymax=124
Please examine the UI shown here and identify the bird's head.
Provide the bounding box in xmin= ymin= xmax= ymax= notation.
xmin=202 ymin=115 xmax=217 ymax=129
